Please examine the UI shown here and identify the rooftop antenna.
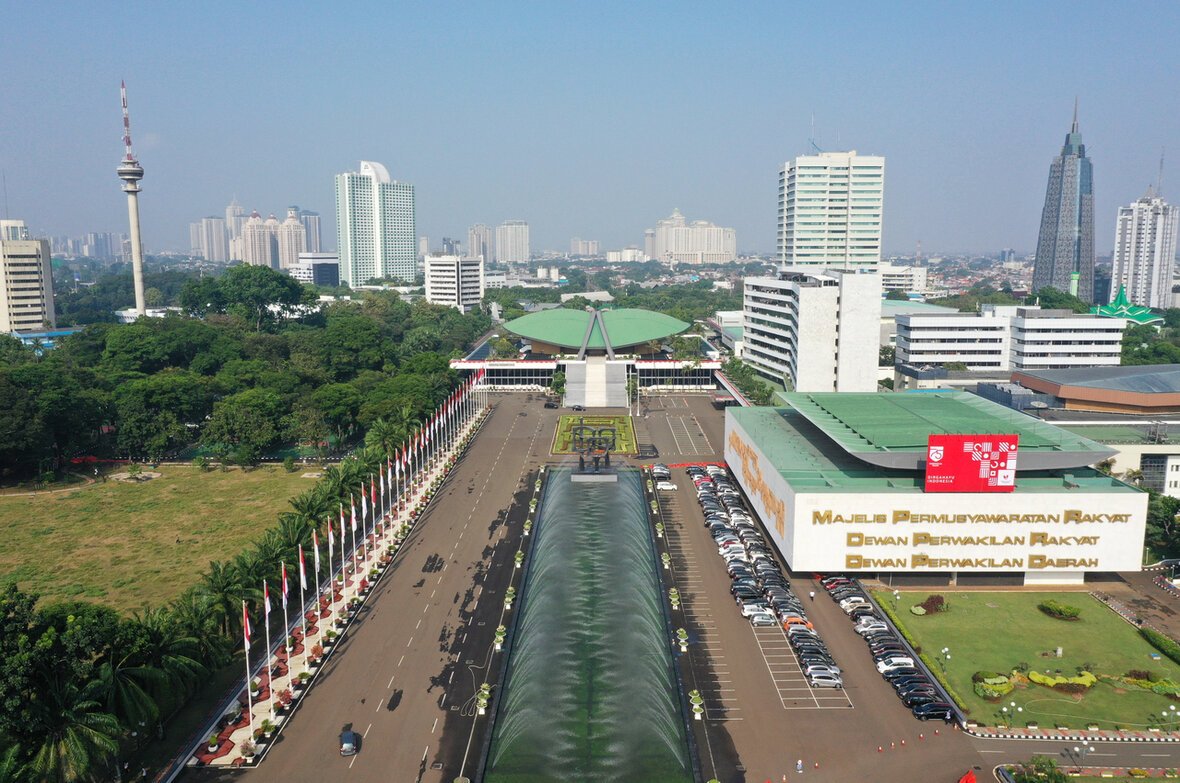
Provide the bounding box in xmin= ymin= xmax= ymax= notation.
xmin=1158 ymin=148 xmax=1166 ymax=196
xmin=809 ymin=114 xmax=822 ymax=154
xmin=1072 ymin=96 xmax=1079 ymax=134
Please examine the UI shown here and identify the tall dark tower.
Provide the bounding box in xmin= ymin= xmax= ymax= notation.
xmin=1032 ymin=100 xmax=1095 ymax=302
xmin=117 ymin=81 xmax=147 ymax=316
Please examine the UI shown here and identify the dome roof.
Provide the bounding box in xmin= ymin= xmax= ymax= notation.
xmin=503 ymin=307 xmax=689 ymax=351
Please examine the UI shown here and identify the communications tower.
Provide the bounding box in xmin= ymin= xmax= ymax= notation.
xmin=117 ymin=81 xmax=147 ymax=316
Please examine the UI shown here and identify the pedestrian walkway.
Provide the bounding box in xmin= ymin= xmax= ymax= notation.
xmin=184 ymin=405 xmax=492 ymax=770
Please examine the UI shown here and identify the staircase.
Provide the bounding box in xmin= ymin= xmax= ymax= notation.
xmin=603 ymin=361 xmax=629 ymax=407
xmin=583 ymin=356 xmax=608 ymax=407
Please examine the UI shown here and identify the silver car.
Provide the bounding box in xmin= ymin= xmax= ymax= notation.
xmin=808 ymin=673 xmax=843 ymax=689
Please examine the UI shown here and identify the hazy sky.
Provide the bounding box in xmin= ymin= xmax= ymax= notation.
xmin=2 ymin=1 xmax=1178 ymax=256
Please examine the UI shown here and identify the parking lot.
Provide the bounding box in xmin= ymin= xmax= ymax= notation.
xmin=638 ymin=395 xmax=987 ymax=782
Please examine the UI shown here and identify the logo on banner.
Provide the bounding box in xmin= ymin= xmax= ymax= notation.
xmin=925 ymin=434 xmax=1018 ymax=493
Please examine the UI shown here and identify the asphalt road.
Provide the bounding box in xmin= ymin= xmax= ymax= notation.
xmin=184 ymin=393 xmax=557 ymax=783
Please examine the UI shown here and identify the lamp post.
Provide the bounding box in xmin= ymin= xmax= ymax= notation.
xmin=940 ymin=647 xmax=950 ymax=674
xmin=893 ymin=590 xmax=900 ymax=611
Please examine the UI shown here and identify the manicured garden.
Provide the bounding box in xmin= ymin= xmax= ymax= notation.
xmin=874 ymin=590 xmax=1180 ymax=730
xmin=0 ymin=465 xmax=312 ymax=612
xmin=552 ymin=414 xmax=637 ymax=454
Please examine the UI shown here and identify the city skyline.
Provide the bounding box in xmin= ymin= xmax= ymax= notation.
xmin=2 ymin=3 xmax=1179 ymax=256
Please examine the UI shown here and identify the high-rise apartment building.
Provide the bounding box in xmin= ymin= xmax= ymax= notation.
xmin=424 ymin=254 xmax=485 ymax=313
xmin=645 ymin=209 xmax=737 ymax=264
xmin=297 ymin=208 xmax=322 ymax=253
xmin=442 ymin=237 xmax=461 ymax=255
xmin=241 ymin=211 xmax=278 ymax=268
xmin=277 ymin=207 xmax=308 ymax=270
xmin=335 ymin=161 xmax=416 ymax=286
xmin=1032 ymin=106 xmax=1095 ymax=302
xmin=418 ymin=237 xmax=430 ymax=260
xmin=495 ymin=220 xmax=530 ymax=264
xmin=743 ymin=267 xmax=882 ymax=392
xmin=777 ymin=150 xmax=885 ymax=268
xmin=468 ymin=224 xmax=493 ymax=262
xmin=1109 ymin=189 xmax=1179 ymax=308
xmin=196 ymin=216 xmax=228 ymax=262
xmin=0 ymin=220 xmax=56 ymax=333
xmin=225 ymin=199 xmax=246 ymax=240
xmin=570 ymin=238 xmax=600 ymax=256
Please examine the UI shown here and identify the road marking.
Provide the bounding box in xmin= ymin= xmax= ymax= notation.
xmin=431 ymin=717 xmax=439 ymax=734
xmin=430 ymin=589 xmax=437 ymax=599
xmin=416 ymin=619 xmax=422 ymax=629
xmin=376 ymin=700 xmax=383 ymax=712
xmin=363 ymin=722 xmax=372 ymax=737
xmin=398 ymin=655 xmax=404 ymax=667
xmin=388 ymin=674 xmax=396 ymax=688
xmin=423 ymin=604 xmax=430 ymax=613
xmin=422 ymin=745 xmax=429 ymax=762
xmin=406 ymin=636 xmax=414 ymax=647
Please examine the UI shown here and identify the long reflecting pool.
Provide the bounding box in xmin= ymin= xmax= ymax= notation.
xmin=485 ymin=468 xmax=694 ymax=783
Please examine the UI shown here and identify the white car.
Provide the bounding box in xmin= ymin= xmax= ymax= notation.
xmin=856 ymin=623 xmax=888 ymax=636
xmin=876 ymin=657 xmax=915 ymax=673
xmin=749 ymin=611 xmax=778 ymax=627
xmin=655 ymin=481 xmax=677 ymax=491
xmin=739 ymin=601 xmax=772 ymax=617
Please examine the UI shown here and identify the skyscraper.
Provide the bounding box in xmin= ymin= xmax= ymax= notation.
xmin=225 ymin=198 xmax=246 ymax=241
xmin=241 ymin=211 xmax=278 ymax=268
xmin=777 ymin=150 xmax=884 ymax=268
xmin=297 ymin=208 xmax=322 ymax=252
xmin=0 ymin=219 xmax=56 ymax=333
xmin=1110 ymin=188 xmax=1179 ymax=308
xmin=468 ymin=223 xmax=493 ymax=262
xmin=495 ymin=220 xmax=530 ymax=264
xmin=335 ymin=161 xmax=416 ymax=286
xmin=1032 ymin=104 xmax=1095 ymax=302
xmin=277 ymin=207 xmax=307 ymax=269
xmin=645 ymin=209 xmax=737 ymax=264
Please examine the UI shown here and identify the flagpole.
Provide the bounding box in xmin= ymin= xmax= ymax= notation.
xmin=281 ymin=563 xmax=291 ymax=658
xmin=299 ymin=545 xmax=309 ymax=672
xmin=242 ymin=601 xmax=254 ymax=738
xmin=338 ymin=507 xmax=349 ymax=612
xmin=349 ymin=497 xmax=359 ymax=578
xmin=262 ymin=580 xmax=274 ymax=723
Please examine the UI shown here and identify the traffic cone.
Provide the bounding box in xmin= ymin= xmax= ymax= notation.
xmin=877 ymin=746 xmax=883 ymax=753
xmin=890 ymin=741 xmax=895 ymax=749
xmin=919 ymin=734 xmax=924 ymax=741
xmin=934 ymin=729 xmax=940 ymax=736
xmin=814 ymin=762 xmax=819 ymax=769
xmin=901 ymin=739 xmax=906 ymax=747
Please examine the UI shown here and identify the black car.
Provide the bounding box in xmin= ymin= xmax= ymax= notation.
xmin=902 ymin=692 xmax=940 ymax=708
xmin=892 ymin=676 xmax=932 ymax=691
xmin=571 ymin=404 xmax=586 ymax=411
xmin=882 ymin=667 xmax=922 ymax=681
xmin=543 ymin=401 xmax=559 ymax=409
xmin=912 ymin=702 xmax=954 ymax=721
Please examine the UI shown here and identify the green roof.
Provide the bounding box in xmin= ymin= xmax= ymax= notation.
xmin=1090 ymin=285 xmax=1164 ymax=326
xmin=503 ymin=308 xmax=689 ymax=350
xmin=1058 ymin=424 xmax=1172 ymax=445
xmin=774 ymin=391 xmax=1115 ymax=470
xmin=728 ymin=406 xmax=1136 ymax=495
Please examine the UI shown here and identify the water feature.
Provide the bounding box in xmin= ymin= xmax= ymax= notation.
xmin=485 ymin=467 xmax=694 ymax=783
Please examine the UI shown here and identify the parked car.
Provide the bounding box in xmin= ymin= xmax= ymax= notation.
xmin=340 ymin=729 xmax=360 ymax=756
xmin=749 ymin=611 xmax=778 ymax=627
xmin=882 ymin=667 xmax=922 ymax=682
xmin=876 ymin=658 xmax=916 ymax=673
xmin=808 ymin=673 xmax=843 ymax=689
xmin=543 ymin=401 xmax=559 ymax=409
xmin=912 ymin=702 xmax=954 ymax=721
xmin=655 ymin=481 xmax=677 ymax=491
xmin=571 ymin=405 xmax=586 ymax=411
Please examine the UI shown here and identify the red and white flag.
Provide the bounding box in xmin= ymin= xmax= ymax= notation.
xmin=281 ymin=563 xmax=289 ymax=609
xmin=395 ymin=448 xmax=402 ymax=480
xmin=299 ymin=546 xmax=308 ymax=590
xmin=242 ymin=601 xmax=252 ymax=651
xmin=350 ymin=498 xmax=358 ymax=533
xmin=361 ymin=486 xmax=367 ymax=522
xmin=313 ymin=530 xmax=322 ymax=573
xmin=327 ymin=520 xmax=335 ymax=560
xmin=263 ymin=580 xmax=272 ymax=618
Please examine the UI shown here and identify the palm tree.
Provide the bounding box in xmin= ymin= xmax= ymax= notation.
xmin=234 ymin=549 xmax=274 ymax=595
xmin=273 ymin=515 xmax=312 ymax=561
xmin=131 ymin=608 xmax=207 ymax=700
xmin=197 ymin=560 xmax=251 ymax=637
xmin=169 ymin=591 xmax=231 ymax=667
xmin=287 ymin=489 xmax=331 ymax=531
xmin=0 ymin=746 xmax=24 ymax=783
xmin=27 ymin=679 xmax=120 ymax=783
xmin=93 ymin=656 xmax=164 ymax=729
xmin=364 ymin=418 xmax=399 ymax=457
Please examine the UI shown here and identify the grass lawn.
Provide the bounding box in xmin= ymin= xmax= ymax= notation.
xmin=552 ymin=414 xmax=637 ymax=454
xmin=0 ymin=466 xmax=314 ymax=613
xmin=876 ymin=590 xmax=1180 ymax=730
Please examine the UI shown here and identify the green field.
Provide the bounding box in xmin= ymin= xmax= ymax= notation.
xmin=0 ymin=466 xmax=313 ymax=613
xmin=552 ymin=414 xmax=637 ymax=454
xmin=877 ymin=590 xmax=1180 ymax=730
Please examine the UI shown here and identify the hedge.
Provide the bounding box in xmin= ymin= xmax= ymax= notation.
xmin=1028 ymin=670 xmax=1096 ymax=691
xmin=1141 ymin=627 xmax=1180 ymax=667
xmin=1037 ymin=599 xmax=1081 ymax=620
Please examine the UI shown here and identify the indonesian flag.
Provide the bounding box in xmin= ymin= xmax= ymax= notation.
xmin=313 ymin=530 xmax=321 ymax=574
xmin=327 ymin=519 xmax=335 ymax=560
xmin=242 ymin=601 xmax=252 ymax=651
xmin=263 ymin=580 xmax=272 ymax=618
xmin=281 ymin=563 xmax=289 ymax=608
xmin=395 ymin=448 xmax=402 ymax=480
xmin=370 ymin=477 xmax=377 ymax=508
xmin=350 ymin=498 xmax=358 ymax=533
xmin=299 ymin=546 xmax=308 ymax=590
xmin=360 ymin=487 xmax=367 ymax=522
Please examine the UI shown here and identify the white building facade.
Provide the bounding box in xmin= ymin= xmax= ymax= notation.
xmin=644 ymin=209 xmax=737 ymax=265
xmin=1110 ymin=190 xmax=1179 ymax=308
xmin=335 ymin=161 xmax=416 ymax=286
xmin=495 ymin=221 xmax=530 ymax=264
xmin=240 ymin=211 xmax=277 ymax=269
xmin=0 ymin=220 xmax=55 ymax=333
xmin=743 ymin=268 xmax=882 ymax=392
xmin=778 ymin=150 xmax=885 ymax=268
xmin=424 ymin=255 xmax=485 ymax=313
xmin=468 ymin=224 xmax=493 ymax=263
xmin=277 ymin=208 xmax=308 ymax=270
xmin=896 ymin=305 xmax=1126 ymax=373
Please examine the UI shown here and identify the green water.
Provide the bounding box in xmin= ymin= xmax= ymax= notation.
xmin=485 ymin=469 xmax=693 ymax=783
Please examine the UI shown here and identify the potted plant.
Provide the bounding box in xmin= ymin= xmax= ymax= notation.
xmin=523 ymin=519 xmax=532 ymax=536
xmin=676 ymin=628 xmax=689 ymax=652
xmin=655 ymin=522 xmax=664 ymax=539
xmin=358 ymin=578 xmax=369 ymax=595
xmin=298 ymin=670 xmax=312 ymax=685
xmin=324 ymin=629 xmax=338 ymax=646
xmin=369 ymin=567 xmax=380 ymax=580
xmin=206 ymin=732 xmax=219 ymax=753
xmin=261 ymin=718 xmax=276 ymax=738
xmin=240 ymin=739 xmax=257 ymax=761
xmin=514 ymin=551 xmax=524 ymax=569
xmin=661 ymin=553 xmax=671 ymax=570
xmin=504 ymin=587 xmax=516 ymax=610
xmin=476 ymin=683 xmax=492 ymax=715
xmin=309 ymin=643 xmax=324 ymax=666
xmin=276 ymin=688 xmax=292 ymax=712
xmin=249 ymin=679 xmax=260 ymax=699
xmin=494 ymin=625 xmax=507 ymax=652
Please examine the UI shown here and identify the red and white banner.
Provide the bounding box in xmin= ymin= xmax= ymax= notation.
xmin=925 ymin=434 xmax=1019 ymax=493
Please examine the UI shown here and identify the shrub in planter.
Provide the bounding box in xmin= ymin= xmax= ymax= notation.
xmin=971 ymin=672 xmax=1014 ymax=700
xmin=1037 ymin=599 xmax=1081 ymax=620
xmin=1028 ymin=670 xmax=1096 ymax=691
xmin=910 ymin=605 xmax=927 ymax=616
xmin=310 ymin=643 xmax=324 ymax=661
xmin=298 ymin=671 xmax=311 ymax=683
xmin=240 ymin=739 xmax=257 ymax=758
xmin=207 ymin=732 xmax=219 ymax=751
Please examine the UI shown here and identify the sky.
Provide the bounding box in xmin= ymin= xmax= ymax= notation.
xmin=2 ymin=1 xmax=1178 ymax=257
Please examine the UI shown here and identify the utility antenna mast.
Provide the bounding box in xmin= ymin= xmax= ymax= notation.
xmin=117 ymin=81 xmax=147 ymax=316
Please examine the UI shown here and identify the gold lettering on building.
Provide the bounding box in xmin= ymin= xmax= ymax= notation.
xmin=728 ymin=430 xmax=786 ymax=537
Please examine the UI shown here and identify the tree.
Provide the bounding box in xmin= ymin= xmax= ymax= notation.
xmin=550 ymin=371 xmax=566 ymax=397
xmin=183 ymin=265 xmax=310 ymax=331
xmin=92 ymin=655 xmax=163 ymax=729
xmin=311 ymin=383 xmax=363 ymax=446
xmin=1026 ymin=287 xmax=1090 ymax=313
xmin=879 ymin=345 xmax=896 ymax=367
xmin=202 ymin=389 xmax=286 ymax=465
xmin=885 ymin=289 xmax=910 ymax=301
xmin=197 ymin=561 xmax=250 ymax=637
xmin=490 ymin=336 xmax=517 ymax=359
xmin=27 ymin=679 xmax=120 ymax=783
xmin=364 ymin=418 xmax=400 ymax=456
